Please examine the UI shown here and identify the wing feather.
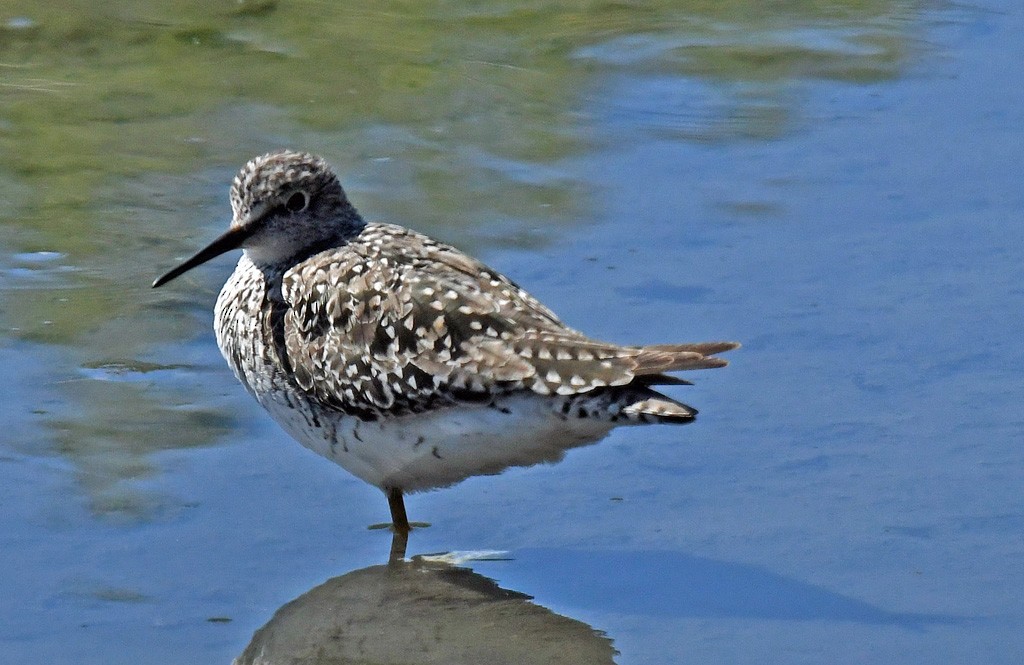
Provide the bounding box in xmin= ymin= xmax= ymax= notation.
xmin=280 ymin=223 xmax=736 ymax=416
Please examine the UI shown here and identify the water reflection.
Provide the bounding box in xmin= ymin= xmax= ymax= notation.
xmin=234 ymin=532 xmax=968 ymax=665
xmin=234 ymin=538 xmax=617 ymax=665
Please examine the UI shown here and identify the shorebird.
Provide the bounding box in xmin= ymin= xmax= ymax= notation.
xmin=153 ymin=150 xmax=737 ymax=532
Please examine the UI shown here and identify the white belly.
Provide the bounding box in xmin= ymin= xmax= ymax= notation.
xmin=257 ymin=391 xmax=614 ymax=492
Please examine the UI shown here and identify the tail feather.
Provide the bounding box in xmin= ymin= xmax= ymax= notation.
xmin=646 ymin=341 xmax=741 ymax=356
xmin=618 ymin=342 xmax=738 ymax=423
xmin=552 ymin=342 xmax=737 ymax=425
xmin=633 ymin=374 xmax=694 ymax=386
xmin=633 ymin=341 xmax=740 ymax=374
xmin=621 ymin=395 xmax=697 ymax=423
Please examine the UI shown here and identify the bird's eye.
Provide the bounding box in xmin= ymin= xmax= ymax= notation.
xmin=285 ymin=191 xmax=309 ymax=212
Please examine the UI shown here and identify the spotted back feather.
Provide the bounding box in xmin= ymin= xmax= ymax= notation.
xmin=277 ymin=223 xmax=737 ymax=419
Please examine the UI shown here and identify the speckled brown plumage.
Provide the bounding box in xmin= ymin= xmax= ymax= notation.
xmin=154 ymin=150 xmax=738 ymax=531
xmin=279 ymin=223 xmax=731 ymax=416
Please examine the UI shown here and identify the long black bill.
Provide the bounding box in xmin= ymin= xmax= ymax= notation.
xmin=152 ymin=225 xmax=254 ymax=288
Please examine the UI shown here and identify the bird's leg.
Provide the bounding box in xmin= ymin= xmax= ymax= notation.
xmin=388 ymin=529 xmax=409 ymax=563
xmin=387 ymin=486 xmax=410 ymax=533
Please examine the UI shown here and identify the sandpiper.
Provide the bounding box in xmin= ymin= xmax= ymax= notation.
xmin=153 ymin=150 xmax=738 ymax=532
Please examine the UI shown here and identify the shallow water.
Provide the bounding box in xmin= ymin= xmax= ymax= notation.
xmin=2 ymin=1 xmax=1023 ymax=663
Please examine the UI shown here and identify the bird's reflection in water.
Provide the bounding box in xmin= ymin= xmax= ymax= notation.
xmin=234 ymin=532 xmax=616 ymax=665
xmin=390 ymin=527 xmax=410 ymax=563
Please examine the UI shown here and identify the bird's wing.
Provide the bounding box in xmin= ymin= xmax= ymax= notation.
xmin=281 ymin=225 xmax=733 ymax=415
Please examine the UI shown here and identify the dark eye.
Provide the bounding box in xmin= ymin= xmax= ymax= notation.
xmin=285 ymin=191 xmax=309 ymax=212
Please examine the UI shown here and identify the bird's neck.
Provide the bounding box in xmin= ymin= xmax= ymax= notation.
xmin=245 ymin=207 xmax=366 ymax=271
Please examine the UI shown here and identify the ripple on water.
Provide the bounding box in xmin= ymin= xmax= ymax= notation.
xmin=2 ymin=251 xmax=79 ymax=286
xmin=78 ymin=360 xmax=189 ymax=383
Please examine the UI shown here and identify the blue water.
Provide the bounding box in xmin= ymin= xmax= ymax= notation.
xmin=1 ymin=1 xmax=1022 ymax=663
